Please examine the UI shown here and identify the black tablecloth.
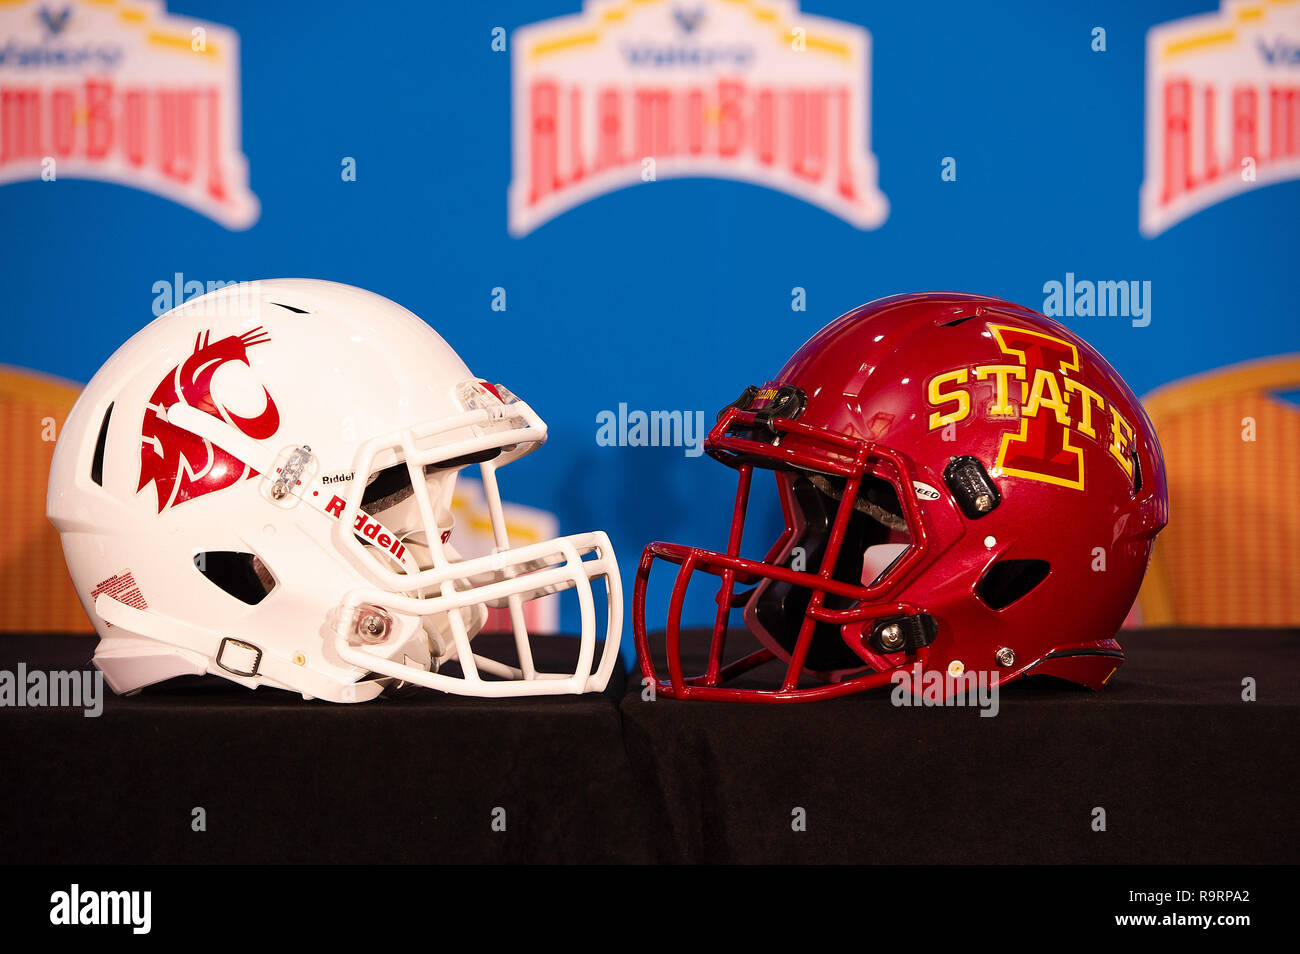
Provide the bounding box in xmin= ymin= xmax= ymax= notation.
xmin=1 ymin=628 xmax=1295 ymax=864
xmin=0 ymin=634 xmax=647 ymax=864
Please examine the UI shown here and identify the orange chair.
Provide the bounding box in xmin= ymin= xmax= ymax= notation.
xmin=1137 ymin=355 xmax=1300 ymax=626
xmin=0 ymin=365 xmax=92 ymax=633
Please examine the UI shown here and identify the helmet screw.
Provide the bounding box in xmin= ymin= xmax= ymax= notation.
xmin=356 ymin=609 xmax=391 ymax=644
xmin=878 ymin=622 xmax=905 ymax=652
xmin=974 ymin=493 xmax=994 ymax=513
xmin=270 ymin=483 xmax=288 ymax=500
xmin=995 ymin=647 xmax=1015 ymax=667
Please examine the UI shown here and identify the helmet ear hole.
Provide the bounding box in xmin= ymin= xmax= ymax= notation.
xmin=90 ymin=402 xmax=113 ymax=486
xmin=976 ymin=558 xmax=1050 ymax=610
xmin=194 ymin=551 xmax=276 ymax=605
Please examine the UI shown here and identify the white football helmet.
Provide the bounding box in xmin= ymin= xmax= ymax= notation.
xmin=47 ymin=279 xmax=622 ymax=702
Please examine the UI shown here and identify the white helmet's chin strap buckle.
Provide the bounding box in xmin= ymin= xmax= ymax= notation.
xmin=215 ymin=637 xmax=263 ymax=678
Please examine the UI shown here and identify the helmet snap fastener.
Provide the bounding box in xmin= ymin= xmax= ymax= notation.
xmin=877 ymin=623 xmax=904 ymax=651
xmin=355 ymin=606 xmax=392 ymax=644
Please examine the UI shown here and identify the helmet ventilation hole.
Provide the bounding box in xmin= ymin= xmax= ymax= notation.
xmin=976 ymin=558 xmax=1050 ymax=610
xmin=194 ymin=551 xmax=276 ymax=605
xmin=90 ymin=402 xmax=113 ymax=486
xmin=269 ymin=301 xmax=310 ymax=314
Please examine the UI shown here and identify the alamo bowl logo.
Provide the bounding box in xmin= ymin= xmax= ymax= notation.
xmin=138 ymin=328 xmax=279 ymax=512
xmin=508 ymin=0 xmax=888 ymax=236
xmin=1140 ymin=0 xmax=1300 ymax=237
xmin=0 ymin=0 xmax=258 ymax=229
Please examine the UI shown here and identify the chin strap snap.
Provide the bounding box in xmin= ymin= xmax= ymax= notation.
xmin=869 ymin=613 xmax=938 ymax=653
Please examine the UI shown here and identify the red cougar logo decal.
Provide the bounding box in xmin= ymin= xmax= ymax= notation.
xmin=138 ymin=328 xmax=280 ymax=512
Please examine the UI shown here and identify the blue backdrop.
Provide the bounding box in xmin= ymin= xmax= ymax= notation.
xmin=4 ymin=0 xmax=1296 ymax=662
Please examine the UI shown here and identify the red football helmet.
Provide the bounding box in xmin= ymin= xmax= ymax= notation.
xmin=633 ymin=293 xmax=1169 ymax=702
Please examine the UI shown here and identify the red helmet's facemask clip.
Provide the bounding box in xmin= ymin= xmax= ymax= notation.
xmin=633 ymin=385 xmax=940 ymax=703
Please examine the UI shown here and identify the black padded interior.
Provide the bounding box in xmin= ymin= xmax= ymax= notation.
xmin=750 ymin=474 xmax=903 ymax=673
